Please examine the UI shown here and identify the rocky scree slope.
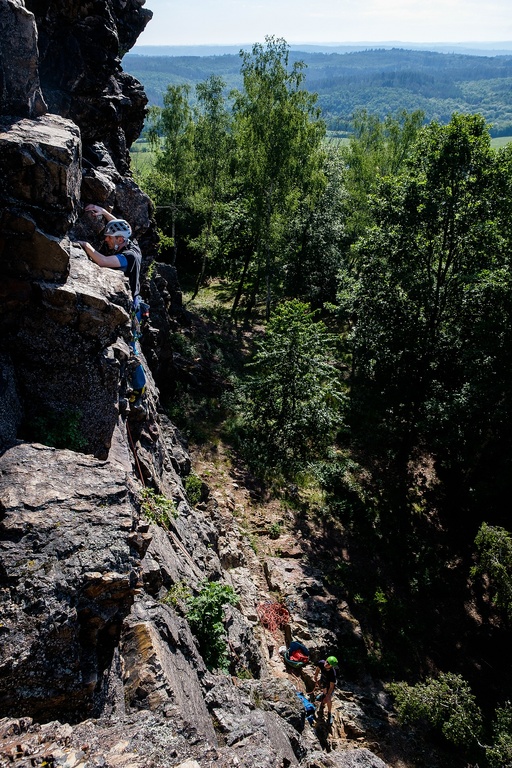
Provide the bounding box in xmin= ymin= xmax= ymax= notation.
xmin=0 ymin=2 xmax=396 ymax=767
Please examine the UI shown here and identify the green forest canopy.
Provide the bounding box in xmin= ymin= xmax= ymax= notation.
xmin=135 ymin=38 xmax=512 ymax=764
xmin=124 ymin=47 xmax=512 ymax=135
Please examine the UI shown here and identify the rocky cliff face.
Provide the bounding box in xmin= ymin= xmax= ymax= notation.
xmin=0 ymin=3 xmax=395 ymax=767
xmin=0 ymin=0 xmax=155 ymax=459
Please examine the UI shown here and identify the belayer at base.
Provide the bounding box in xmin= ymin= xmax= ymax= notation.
xmin=313 ymin=655 xmax=338 ymax=725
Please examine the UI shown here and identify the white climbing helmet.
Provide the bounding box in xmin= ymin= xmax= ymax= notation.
xmin=104 ymin=218 xmax=132 ymax=239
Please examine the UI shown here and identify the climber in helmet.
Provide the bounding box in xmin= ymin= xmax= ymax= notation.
xmin=78 ymin=204 xmax=147 ymax=406
xmin=313 ymin=655 xmax=338 ymax=725
xmin=77 ymin=204 xmax=141 ymax=298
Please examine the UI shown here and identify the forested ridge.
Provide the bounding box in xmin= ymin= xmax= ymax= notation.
xmin=124 ymin=46 xmax=512 ymax=135
xmin=133 ymin=36 xmax=512 ymax=766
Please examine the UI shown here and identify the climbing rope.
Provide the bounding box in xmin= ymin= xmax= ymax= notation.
xmin=257 ymin=601 xmax=290 ymax=638
xmin=126 ymin=420 xmax=145 ymax=486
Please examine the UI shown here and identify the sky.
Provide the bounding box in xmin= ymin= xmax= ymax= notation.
xmin=137 ymin=0 xmax=512 ymax=46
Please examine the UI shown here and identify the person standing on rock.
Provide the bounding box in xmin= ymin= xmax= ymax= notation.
xmin=313 ymin=655 xmax=338 ymax=724
xmin=78 ymin=204 xmax=147 ymax=405
xmin=77 ymin=204 xmax=142 ymax=299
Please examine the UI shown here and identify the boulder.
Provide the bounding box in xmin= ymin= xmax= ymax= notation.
xmin=0 ymin=213 xmax=70 ymax=281
xmin=206 ymin=677 xmax=303 ymax=767
xmin=0 ymin=711 xmax=219 ymax=768
xmin=238 ymin=677 xmax=307 ymax=732
xmin=0 ymin=0 xmax=47 ymax=118
xmin=0 ymin=114 xmax=81 ymax=240
xmin=264 ymin=557 xmax=364 ymax=660
xmin=1 ymin=247 xmax=134 ymax=458
xmin=225 ymin=604 xmax=265 ymax=678
xmin=224 ymin=708 xmax=300 ymax=765
xmin=0 ymin=442 xmax=141 ymax=722
xmin=300 ymin=748 xmax=390 ymax=768
xmin=26 ymin=0 xmax=151 ymax=170
xmin=121 ymin=597 xmax=217 ymax=742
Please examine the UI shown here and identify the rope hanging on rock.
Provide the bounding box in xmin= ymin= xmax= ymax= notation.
xmin=126 ymin=420 xmax=145 ymax=486
xmin=257 ymin=601 xmax=290 ymax=638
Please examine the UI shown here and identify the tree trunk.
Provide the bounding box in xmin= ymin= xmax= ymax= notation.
xmin=231 ymin=251 xmax=252 ymax=317
xmin=171 ymin=205 xmax=177 ymax=266
xmin=265 ymin=189 xmax=273 ymax=320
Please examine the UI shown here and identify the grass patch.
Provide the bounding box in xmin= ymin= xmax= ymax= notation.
xmin=491 ymin=135 xmax=512 ymax=148
xmin=161 ymin=580 xmax=191 ymax=608
xmin=325 ymin=133 xmax=350 ymax=145
xmin=140 ymin=487 xmax=178 ymax=528
xmin=183 ymin=280 xmax=239 ymax=316
xmin=184 ymin=473 xmax=203 ymax=505
xmin=130 ymin=151 xmax=156 ymax=177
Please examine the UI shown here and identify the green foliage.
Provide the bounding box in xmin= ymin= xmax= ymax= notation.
xmin=389 ymin=672 xmax=483 ymax=749
xmin=472 ymin=523 xmax=512 ymax=623
xmin=130 ymin=141 xmax=156 ymax=178
xmin=186 ymin=580 xmax=239 ymax=671
xmin=168 ymin=389 xmax=225 ymax=444
xmin=339 ymin=113 xmax=512 ymax=523
xmin=341 ymin=108 xmax=424 ymax=241
xmin=267 ymin=521 xmax=283 ymax=539
xmin=487 ymin=702 xmax=512 ymax=768
xmin=231 ymin=36 xmax=327 ymax=317
xmin=235 ymin=667 xmax=254 ymax=680
xmin=31 ymin=409 xmax=87 ymax=452
xmin=160 ymin=580 xmax=191 ymax=608
xmin=283 ymin=144 xmax=349 ymax=306
xmin=125 ymin=45 xmax=512 ymax=717
xmin=184 ymin=473 xmax=203 ymax=506
xmin=391 ymin=677 xmax=512 ymax=766
xmin=233 ymin=299 xmax=343 ymax=477
xmin=314 ymin=454 xmax=372 ymax=530
xmin=151 ymin=84 xmax=195 ymax=173
xmin=164 ymin=303 xmax=245 ymax=445
xmin=145 ymin=85 xmax=196 ymax=265
xmin=140 ymin=487 xmax=177 ymax=528
xmin=190 ymin=75 xmax=234 ymax=294
xmin=168 ymin=330 xmax=197 ymax=357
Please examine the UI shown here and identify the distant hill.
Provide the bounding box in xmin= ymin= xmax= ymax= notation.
xmin=124 ymin=47 xmax=512 ymax=135
xmin=132 ymin=42 xmax=512 ymax=57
